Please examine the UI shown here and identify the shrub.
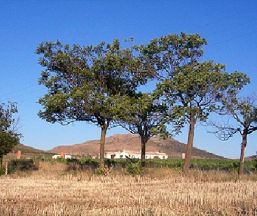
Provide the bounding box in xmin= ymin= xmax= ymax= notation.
xmin=80 ymin=158 xmax=99 ymax=169
xmin=126 ymin=162 xmax=141 ymax=176
xmin=66 ymin=158 xmax=99 ymax=171
xmin=56 ymin=157 xmax=67 ymax=164
xmin=66 ymin=159 xmax=81 ymax=171
xmin=105 ymin=159 xmax=116 ymax=168
xmin=95 ymin=167 xmax=107 ymax=175
xmin=8 ymin=159 xmax=38 ymax=173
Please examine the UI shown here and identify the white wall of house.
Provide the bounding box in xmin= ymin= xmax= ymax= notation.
xmin=52 ymin=154 xmax=72 ymax=159
xmin=105 ymin=150 xmax=168 ymax=159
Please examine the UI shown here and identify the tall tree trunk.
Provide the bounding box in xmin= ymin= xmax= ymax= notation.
xmin=239 ymin=132 xmax=247 ymax=176
xmin=99 ymin=123 xmax=108 ymax=169
xmin=183 ymin=117 xmax=196 ymax=173
xmin=140 ymin=136 xmax=146 ymax=167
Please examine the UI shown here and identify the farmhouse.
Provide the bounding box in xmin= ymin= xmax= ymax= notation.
xmin=105 ymin=150 xmax=168 ymax=159
xmin=52 ymin=154 xmax=72 ymax=159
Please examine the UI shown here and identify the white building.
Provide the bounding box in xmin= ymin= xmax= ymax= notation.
xmin=52 ymin=154 xmax=72 ymax=159
xmin=105 ymin=150 xmax=168 ymax=160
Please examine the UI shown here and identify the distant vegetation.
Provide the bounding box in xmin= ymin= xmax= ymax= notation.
xmin=60 ymin=157 xmax=257 ymax=174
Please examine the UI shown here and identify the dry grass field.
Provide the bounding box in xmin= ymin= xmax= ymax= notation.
xmin=0 ymin=162 xmax=257 ymax=216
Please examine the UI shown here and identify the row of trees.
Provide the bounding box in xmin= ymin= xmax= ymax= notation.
xmin=36 ymin=33 xmax=256 ymax=175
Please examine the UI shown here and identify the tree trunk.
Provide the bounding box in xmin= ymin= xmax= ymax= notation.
xmin=183 ymin=117 xmax=196 ymax=173
xmin=140 ymin=136 xmax=146 ymax=167
xmin=238 ymin=133 xmax=247 ymax=176
xmin=99 ymin=124 xmax=108 ymax=169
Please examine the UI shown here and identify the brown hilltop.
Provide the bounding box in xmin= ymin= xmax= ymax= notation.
xmin=49 ymin=133 xmax=224 ymax=159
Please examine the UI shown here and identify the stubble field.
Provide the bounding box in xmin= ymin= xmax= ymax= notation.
xmin=0 ymin=162 xmax=256 ymax=216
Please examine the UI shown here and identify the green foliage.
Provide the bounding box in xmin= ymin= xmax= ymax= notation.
xmin=0 ymin=102 xmax=18 ymax=133
xmin=61 ymin=157 xmax=257 ymax=173
xmin=66 ymin=158 xmax=120 ymax=171
xmin=144 ymin=159 xmax=257 ymax=172
xmin=118 ymin=93 xmax=169 ymax=145
xmin=8 ymin=159 xmax=38 ymax=173
xmin=95 ymin=167 xmax=106 ymax=175
xmin=105 ymin=159 xmax=117 ymax=168
xmin=79 ymin=158 xmax=99 ymax=169
xmin=139 ymin=32 xmax=207 ymax=76
xmin=0 ymin=132 xmax=19 ymax=163
xmin=56 ymin=157 xmax=67 ymax=164
xmin=157 ymin=61 xmax=249 ymax=130
xmin=36 ymin=39 xmax=155 ymax=166
xmin=0 ymin=102 xmax=20 ymax=164
xmin=255 ymin=157 xmax=257 ymax=169
xmin=126 ymin=161 xmax=141 ymax=175
xmin=117 ymin=33 xmax=210 ymax=163
xmin=66 ymin=158 xmax=99 ymax=171
xmin=36 ymin=40 xmax=152 ymax=128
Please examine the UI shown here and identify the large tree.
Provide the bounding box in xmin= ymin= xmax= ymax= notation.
xmin=157 ymin=61 xmax=249 ymax=173
xmin=213 ymin=96 xmax=257 ymax=176
xmin=117 ymin=93 xmax=168 ymax=167
xmin=36 ymin=39 xmax=153 ymax=168
xmin=0 ymin=102 xmax=19 ymax=167
xmin=122 ymin=33 xmax=208 ymax=167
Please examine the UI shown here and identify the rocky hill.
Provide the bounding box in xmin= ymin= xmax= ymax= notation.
xmin=13 ymin=144 xmax=46 ymax=154
xmin=49 ymin=134 xmax=224 ymax=159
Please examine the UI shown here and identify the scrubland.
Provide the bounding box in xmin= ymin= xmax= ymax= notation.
xmin=0 ymin=161 xmax=257 ymax=216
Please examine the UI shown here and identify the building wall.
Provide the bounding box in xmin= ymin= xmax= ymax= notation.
xmin=105 ymin=151 xmax=168 ymax=159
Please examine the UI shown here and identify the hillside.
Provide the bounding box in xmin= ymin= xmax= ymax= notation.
xmin=12 ymin=144 xmax=46 ymax=154
xmin=4 ymin=144 xmax=51 ymax=160
xmin=50 ymin=134 xmax=224 ymax=159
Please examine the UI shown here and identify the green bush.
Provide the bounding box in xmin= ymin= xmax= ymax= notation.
xmin=8 ymin=159 xmax=38 ymax=173
xmin=66 ymin=158 xmax=99 ymax=171
xmin=56 ymin=157 xmax=67 ymax=164
xmin=95 ymin=167 xmax=106 ymax=175
xmin=105 ymin=159 xmax=117 ymax=168
xmin=80 ymin=158 xmax=99 ymax=169
xmin=126 ymin=162 xmax=141 ymax=176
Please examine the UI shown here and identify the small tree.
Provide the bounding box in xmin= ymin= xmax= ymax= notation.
xmin=117 ymin=93 xmax=168 ymax=167
xmin=213 ymin=96 xmax=257 ymax=176
xmin=157 ymin=61 xmax=249 ymax=173
xmin=36 ymin=40 xmax=152 ymax=168
xmin=0 ymin=132 xmax=19 ymax=167
xmin=0 ymin=102 xmax=19 ymax=167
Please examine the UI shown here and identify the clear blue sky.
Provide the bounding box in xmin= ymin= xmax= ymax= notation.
xmin=0 ymin=0 xmax=256 ymax=158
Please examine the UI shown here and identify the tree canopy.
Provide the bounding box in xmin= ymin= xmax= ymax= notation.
xmin=36 ymin=39 xmax=154 ymax=167
xmin=139 ymin=32 xmax=207 ymax=78
xmin=0 ymin=102 xmax=19 ymax=166
xmin=117 ymin=93 xmax=168 ymax=166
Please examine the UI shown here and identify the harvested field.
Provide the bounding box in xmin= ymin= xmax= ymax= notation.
xmin=0 ymin=162 xmax=256 ymax=216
